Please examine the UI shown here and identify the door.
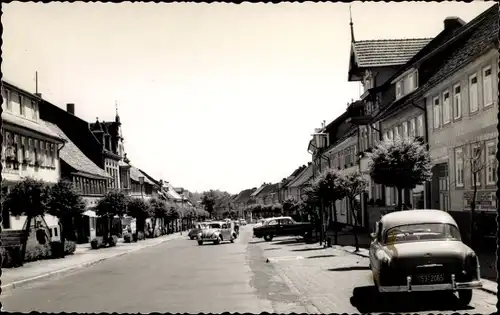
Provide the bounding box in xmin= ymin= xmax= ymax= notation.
xmin=369 ymin=221 xmax=382 ymax=272
xmin=221 ymin=223 xmax=231 ymax=240
xmin=278 ymin=218 xmax=294 ymax=235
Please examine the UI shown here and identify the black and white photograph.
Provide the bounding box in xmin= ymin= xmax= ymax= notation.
xmin=1 ymin=1 xmax=498 ymax=314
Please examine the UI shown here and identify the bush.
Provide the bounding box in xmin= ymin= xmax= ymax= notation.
xmin=64 ymin=240 xmax=76 ymax=255
xmin=154 ymin=229 xmax=161 ymax=238
xmin=90 ymin=236 xmax=104 ymax=250
xmin=108 ymin=235 xmax=119 ymax=247
xmin=144 ymin=230 xmax=151 ymax=238
xmin=49 ymin=241 xmax=65 ymax=258
xmin=132 ymin=232 xmax=138 ymax=242
xmin=25 ymin=243 xmax=51 ymax=262
xmin=123 ymin=233 xmax=132 ymax=243
xmin=137 ymin=231 xmax=145 ymax=241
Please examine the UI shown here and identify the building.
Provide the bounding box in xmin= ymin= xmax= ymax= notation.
xmin=232 ymin=188 xmax=257 ymax=220
xmin=129 ymin=165 xmax=159 ymax=200
xmin=252 ymin=183 xmax=279 ymax=205
xmin=422 ymin=6 xmax=498 ymax=234
xmin=286 ymin=163 xmax=314 ymax=201
xmin=44 ymin=121 xmax=111 ymax=243
xmin=1 ymin=81 xmax=64 ymax=238
xmin=278 ymin=165 xmax=307 ymax=202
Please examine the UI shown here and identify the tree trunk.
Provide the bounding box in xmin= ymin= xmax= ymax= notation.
xmin=20 ymin=215 xmax=33 ymax=264
xmin=349 ymin=198 xmax=360 ymax=252
xmin=151 ymin=217 xmax=157 ymax=237
xmin=470 ymin=174 xmax=478 ymax=249
xmin=332 ymin=202 xmax=338 ymax=245
xmin=319 ymin=198 xmax=324 ymax=245
xmin=397 ymin=187 xmax=403 ymax=210
xmin=59 ymin=220 xmax=66 ymax=257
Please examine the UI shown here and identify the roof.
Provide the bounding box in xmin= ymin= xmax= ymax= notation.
xmin=233 ymin=188 xmax=256 ymax=204
xmin=380 ymin=209 xmax=457 ymax=231
xmin=44 ymin=121 xmax=110 ymax=179
xmin=254 ymin=183 xmax=279 ymax=198
xmin=251 ymin=184 xmax=268 ymax=197
xmin=129 ymin=165 xmax=156 ymax=185
xmin=288 ymin=164 xmax=314 ymax=188
xmin=351 ymin=38 xmax=432 ymax=68
xmin=2 ymin=111 xmax=64 ymax=142
xmin=376 ymin=5 xmax=498 ymax=120
xmin=165 ymin=182 xmax=183 ymax=200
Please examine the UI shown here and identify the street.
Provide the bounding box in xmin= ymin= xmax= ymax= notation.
xmin=1 ymin=225 xmax=496 ymax=313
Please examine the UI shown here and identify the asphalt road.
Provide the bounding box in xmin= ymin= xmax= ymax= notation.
xmin=1 ymin=225 xmax=497 ymax=314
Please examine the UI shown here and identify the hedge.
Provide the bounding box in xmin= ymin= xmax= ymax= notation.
xmin=0 ymin=240 xmax=77 ymax=268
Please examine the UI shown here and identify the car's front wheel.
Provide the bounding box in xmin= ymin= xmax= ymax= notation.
xmin=264 ymin=234 xmax=273 ymax=242
xmin=198 ymin=240 xmax=203 ymax=245
xmin=457 ymin=289 xmax=473 ymax=306
xmin=214 ymin=237 xmax=221 ymax=245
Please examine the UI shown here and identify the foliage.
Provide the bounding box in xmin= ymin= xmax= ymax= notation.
xmin=149 ymin=198 xmax=168 ymax=219
xmin=123 ymin=233 xmax=132 ymax=243
xmin=49 ymin=241 xmax=65 ymax=258
xmin=137 ymin=231 xmax=145 ymax=241
xmin=108 ymin=235 xmax=118 ymax=247
xmin=311 ymin=168 xmax=347 ymax=203
xmin=367 ymin=137 xmax=432 ymax=190
xmin=127 ymin=198 xmax=152 ymax=220
xmin=3 ymin=178 xmax=51 ymax=217
xmin=95 ymin=190 xmax=129 ymax=218
xmin=0 ymin=246 xmax=23 ymax=268
xmin=90 ymin=236 xmax=105 ymax=249
xmin=201 ymin=190 xmax=218 ymax=216
xmin=47 ymin=180 xmax=86 ymax=219
xmin=64 ymin=240 xmax=76 ymax=255
xmin=343 ymin=172 xmax=368 ymax=199
xmin=272 ymin=203 xmax=283 ymax=213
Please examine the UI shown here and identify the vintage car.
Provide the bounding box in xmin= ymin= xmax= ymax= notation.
xmin=253 ymin=216 xmax=314 ymax=241
xmin=188 ymin=222 xmax=209 ymax=240
xmin=197 ymin=221 xmax=237 ymax=245
xmin=369 ymin=209 xmax=482 ymax=306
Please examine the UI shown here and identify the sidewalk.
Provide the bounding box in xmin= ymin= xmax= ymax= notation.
xmin=1 ymin=232 xmax=185 ymax=292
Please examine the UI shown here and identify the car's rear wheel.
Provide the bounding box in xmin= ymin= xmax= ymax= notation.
xmin=457 ymin=289 xmax=473 ymax=306
xmin=264 ymin=234 xmax=273 ymax=242
xmin=198 ymin=240 xmax=203 ymax=245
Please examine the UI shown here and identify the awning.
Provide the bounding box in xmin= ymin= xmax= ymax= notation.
xmin=83 ymin=210 xmax=97 ymax=218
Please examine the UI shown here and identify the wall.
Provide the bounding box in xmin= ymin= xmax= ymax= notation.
xmin=426 ymin=48 xmax=498 ymax=212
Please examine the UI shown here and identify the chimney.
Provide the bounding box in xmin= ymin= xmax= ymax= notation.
xmin=444 ymin=17 xmax=466 ymax=30
xmin=66 ymin=103 xmax=75 ymax=115
xmin=35 ymin=93 xmax=42 ymax=98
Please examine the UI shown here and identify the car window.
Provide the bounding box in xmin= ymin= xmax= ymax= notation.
xmin=280 ymin=219 xmax=293 ymax=225
xmin=210 ymin=223 xmax=221 ymax=229
xmin=267 ymin=220 xmax=278 ymax=226
xmin=221 ymin=223 xmax=228 ymax=229
xmin=385 ymin=223 xmax=461 ymax=244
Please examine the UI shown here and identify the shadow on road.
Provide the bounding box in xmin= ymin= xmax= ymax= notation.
xmin=350 ymin=285 xmax=475 ymax=313
xmin=327 ymin=266 xmax=370 ymax=272
xmin=248 ymin=240 xmax=267 ymax=244
xmin=306 ymin=254 xmax=337 ymax=259
xmin=291 ymin=247 xmax=326 ymax=252
xmin=271 ymin=239 xmax=306 ymax=246
xmin=264 ymin=247 xmax=282 ymax=251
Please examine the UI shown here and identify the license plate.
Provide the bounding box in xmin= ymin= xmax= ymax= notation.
xmin=417 ymin=273 xmax=445 ymax=284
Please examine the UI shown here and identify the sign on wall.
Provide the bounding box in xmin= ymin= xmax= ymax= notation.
xmin=463 ymin=190 xmax=497 ymax=211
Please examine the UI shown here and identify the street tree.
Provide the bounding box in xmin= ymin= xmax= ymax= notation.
xmin=201 ymin=190 xmax=218 ymax=218
xmin=47 ymin=179 xmax=86 ymax=251
xmin=126 ymin=197 xmax=151 ymax=235
xmin=95 ymin=190 xmax=129 ymax=242
xmin=3 ymin=178 xmax=51 ymax=261
xmin=367 ymin=136 xmax=432 ymax=211
xmin=311 ymin=168 xmax=348 ymax=245
xmin=272 ymin=203 xmax=283 ymax=216
xmin=149 ymin=198 xmax=168 ymax=236
xmin=167 ymin=205 xmax=181 ymax=233
xmin=342 ymin=172 xmax=368 ymax=252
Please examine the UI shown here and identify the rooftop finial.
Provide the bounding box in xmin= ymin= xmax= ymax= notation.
xmin=349 ymin=5 xmax=355 ymax=43
xmin=115 ymin=100 xmax=121 ymax=124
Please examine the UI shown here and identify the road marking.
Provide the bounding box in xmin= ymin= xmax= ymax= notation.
xmin=266 ymin=256 xmax=304 ymax=263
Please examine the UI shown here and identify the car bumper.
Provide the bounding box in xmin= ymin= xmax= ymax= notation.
xmin=379 ymin=275 xmax=482 ymax=293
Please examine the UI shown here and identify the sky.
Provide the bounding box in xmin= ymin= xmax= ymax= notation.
xmin=2 ymin=2 xmax=493 ymax=194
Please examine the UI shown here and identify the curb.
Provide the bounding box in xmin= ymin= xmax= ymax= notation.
xmin=1 ymin=233 xmax=183 ymax=292
xmin=332 ymin=244 xmax=498 ymax=296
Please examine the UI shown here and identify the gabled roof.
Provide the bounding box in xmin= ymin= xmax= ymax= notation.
xmin=288 ymin=164 xmax=314 ymax=188
xmin=164 ymin=182 xmax=183 ymax=200
xmin=129 ymin=165 xmax=156 ymax=185
xmin=233 ymin=188 xmax=257 ymax=204
xmin=254 ymin=183 xmax=279 ymax=198
xmin=44 ymin=121 xmax=110 ymax=179
xmin=376 ymin=5 xmax=498 ymax=120
xmin=251 ymin=184 xmax=268 ymax=197
xmin=138 ymin=168 xmax=161 ymax=187
xmin=352 ymin=38 xmax=432 ymax=68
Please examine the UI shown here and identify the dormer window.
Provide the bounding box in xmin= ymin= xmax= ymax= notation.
xmin=396 ymin=70 xmax=418 ymax=99
xmin=396 ymin=81 xmax=403 ymax=98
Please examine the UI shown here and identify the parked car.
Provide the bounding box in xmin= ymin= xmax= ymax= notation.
xmin=368 ymin=209 xmax=482 ymax=306
xmin=253 ymin=216 xmax=314 ymax=241
xmin=239 ymin=219 xmax=247 ymax=226
xmin=198 ymin=221 xmax=237 ymax=245
xmin=253 ymin=218 xmax=272 ymax=230
xmin=188 ymin=222 xmax=209 ymax=240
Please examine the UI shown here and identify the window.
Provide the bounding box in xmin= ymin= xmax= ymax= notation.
xmin=401 ymin=121 xmax=408 ymax=139
xmin=10 ymin=91 xmax=20 ymax=114
xmin=396 ymin=81 xmax=403 ymax=98
xmin=471 ymin=143 xmax=482 ymax=186
xmin=28 ymin=138 xmax=34 ymax=162
xmin=417 ymin=115 xmax=424 ymax=137
xmin=2 ymin=87 xmax=11 ymax=111
xmin=453 ymin=84 xmax=461 ymax=119
xmin=433 ymin=96 xmax=440 ymax=129
xmin=407 ymin=73 xmax=414 ymax=92
xmin=486 ymin=140 xmax=497 ymax=185
xmin=20 ymin=136 xmax=26 ymax=161
xmin=483 ymin=66 xmax=493 ymax=107
xmin=469 ymin=74 xmax=478 ymax=113
xmin=393 ymin=126 xmax=400 ymax=139
xmin=442 ymin=90 xmax=451 ymax=124
xmin=409 ymin=118 xmax=416 ymax=138
xmin=32 ymin=101 xmax=38 ymax=120
xmin=19 ymin=94 xmax=25 ymax=116
xmin=455 ymin=148 xmax=464 ymax=187
xmin=371 ymin=123 xmax=379 ymax=145
xmin=388 ymin=130 xmax=394 ymax=140
xmin=383 ymin=131 xmax=389 ymax=141
xmin=50 ymin=143 xmax=55 ymax=167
